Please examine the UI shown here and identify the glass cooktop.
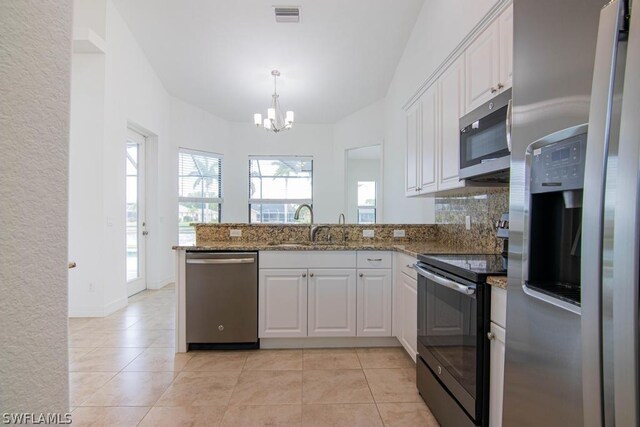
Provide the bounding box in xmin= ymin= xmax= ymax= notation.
xmin=417 ymin=253 xmax=507 ymax=282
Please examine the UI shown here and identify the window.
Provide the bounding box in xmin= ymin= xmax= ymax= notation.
xmin=178 ymin=149 xmax=222 ymax=245
xmin=357 ymin=181 xmax=376 ymax=224
xmin=249 ymin=156 xmax=313 ymax=223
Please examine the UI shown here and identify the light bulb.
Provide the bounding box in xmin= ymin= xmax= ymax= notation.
xmin=263 ymin=118 xmax=271 ymax=130
xmin=254 ymin=113 xmax=262 ymax=126
xmin=267 ymin=108 xmax=276 ymax=120
xmin=285 ymin=111 xmax=294 ymax=124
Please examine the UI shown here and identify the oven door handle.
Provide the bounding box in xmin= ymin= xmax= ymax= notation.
xmin=412 ymin=264 xmax=476 ymax=295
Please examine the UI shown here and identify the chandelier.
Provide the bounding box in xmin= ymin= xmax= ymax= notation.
xmin=253 ymin=70 xmax=294 ymax=133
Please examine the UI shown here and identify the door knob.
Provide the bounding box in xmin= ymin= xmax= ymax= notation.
xmin=487 ymin=332 xmax=496 ymax=340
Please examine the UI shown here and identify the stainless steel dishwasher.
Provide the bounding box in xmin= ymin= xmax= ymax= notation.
xmin=186 ymin=251 xmax=258 ymax=349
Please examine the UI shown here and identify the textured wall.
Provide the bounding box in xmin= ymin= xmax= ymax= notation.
xmin=0 ymin=0 xmax=72 ymax=412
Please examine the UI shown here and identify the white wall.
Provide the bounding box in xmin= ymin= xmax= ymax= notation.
xmin=0 ymin=0 xmax=72 ymax=411
xmin=226 ymin=123 xmax=338 ymax=223
xmin=382 ymin=0 xmax=500 ymax=223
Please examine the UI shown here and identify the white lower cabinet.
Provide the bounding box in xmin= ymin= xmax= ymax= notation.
xmin=259 ymin=269 xmax=308 ymax=338
xmin=357 ymin=269 xmax=392 ymax=337
xmin=399 ymin=272 xmax=418 ymax=361
xmin=308 ymin=269 xmax=357 ymax=337
xmin=489 ymin=321 xmax=506 ymax=427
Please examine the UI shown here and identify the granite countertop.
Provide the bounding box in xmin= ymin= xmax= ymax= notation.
xmin=173 ymin=240 xmax=495 ymax=258
xmin=486 ymin=276 xmax=507 ymax=289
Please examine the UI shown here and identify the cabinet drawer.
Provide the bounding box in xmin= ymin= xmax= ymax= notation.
xmin=260 ymin=251 xmax=356 ymax=269
xmin=357 ymin=251 xmax=392 ymax=269
xmin=396 ymin=253 xmax=417 ymax=280
xmin=491 ymin=287 xmax=507 ymax=328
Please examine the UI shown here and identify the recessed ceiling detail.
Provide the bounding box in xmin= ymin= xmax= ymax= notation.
xmin=274 ymin=7 xmax=300 ymax=23
xmin=112 ymin=0 xmax=425 ymax=123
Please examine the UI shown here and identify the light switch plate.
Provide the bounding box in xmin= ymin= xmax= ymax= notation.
xmin=363 ymin=229 xmax=375 ymax=238
xmin=230 ymin=229 xmax=242 ymax=237
xmin=465 ymin=216 xmax=471 ymax=230
xmin=393 ymin=229 xmax=406 ymax=238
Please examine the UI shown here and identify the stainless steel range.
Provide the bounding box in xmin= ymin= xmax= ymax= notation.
xmin=414 ymin=253 xmax=506 ymax=427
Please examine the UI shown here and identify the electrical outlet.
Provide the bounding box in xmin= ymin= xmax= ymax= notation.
xmin=393 ymin=229 xmax=406 ymax=238
xmin=465 ymin=215 xmax=472 ymax=230
xmin=230 ymin=229 xmax=242 ymax=237
xmin=363 ymin=229 xmax=375 ymax=238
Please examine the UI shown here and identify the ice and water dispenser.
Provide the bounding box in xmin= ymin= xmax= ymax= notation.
xmin=524 ymin=126 xmax=587 ymax=307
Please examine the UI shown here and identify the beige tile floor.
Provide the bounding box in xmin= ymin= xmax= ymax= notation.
xmin=68 ymin=283 xmax=440 ymax=426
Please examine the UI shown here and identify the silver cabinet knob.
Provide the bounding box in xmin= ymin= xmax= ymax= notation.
xmin=491 ymin=87 xmax=498 ymax=93
xmin=302 ymin=273 xmax=307 ymax=278
xmin=487 ymin=332 xmax=495 ymax=340
xmin=310 ymin=273 xmax=314 ymax=278
xmin=497 ymin=83 xmax=504 ymax=89
xmin=359 ymin=273 xmax=364 ymax=277
xmin=218 ymin=325 xmax=224 ymax=331
xmin=142 ymin=231 xmax=149 ymax=236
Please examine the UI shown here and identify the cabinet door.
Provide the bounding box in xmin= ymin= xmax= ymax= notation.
xmin=465 ymin=22 xmax=500 ymax=112
xmin=357 ymin=269 xmax=392 ymax=337
xmin=438 ymin=56 xmax=466 ymax=190
xmin=420 ymin=85 xmax=438 ymax=193
xmin=308 ymin=269 xmax=357 ymax=337
xmin=498 ymin=5 xmax=513 ymax=92
xmin=400 ymin=272 xmax=418 ymax=362
xmin=489 ymin=322 xmax=506 ymax=427
xmin=259 ymin=269 xmax=307 ymax=338
xmin=405 ymin=105 xmax=420 ymax=196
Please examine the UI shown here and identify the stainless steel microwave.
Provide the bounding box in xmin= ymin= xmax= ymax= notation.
xmin=459 ymin=89 xmax=512 ymax=181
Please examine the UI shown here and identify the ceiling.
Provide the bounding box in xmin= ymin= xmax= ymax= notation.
xmin=112 ymin=0 xmax=425 ymax=124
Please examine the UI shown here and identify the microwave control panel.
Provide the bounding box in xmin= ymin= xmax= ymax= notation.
xmin=530 ymin=133 xmax=587 ymax=193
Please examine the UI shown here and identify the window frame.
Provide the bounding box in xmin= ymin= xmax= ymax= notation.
xmin=357 ymin=180 xmax=377 ymax=224
xmin=248 ymin=155 xmax=314 ymax=224
xmin=178 ymin=148 xmax=224 ymax=245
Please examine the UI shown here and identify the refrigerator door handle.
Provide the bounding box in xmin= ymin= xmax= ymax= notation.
xmin=581 ymin=1 xmax=626 ymax=426
xmin=613 ymin=2 xmax=640 ymax=426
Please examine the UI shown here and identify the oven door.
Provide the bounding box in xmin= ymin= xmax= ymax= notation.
xmin=459 ymin=89 xmax=511 ymax=180
xmin=415 ymin=263 xmax=484 ymax=423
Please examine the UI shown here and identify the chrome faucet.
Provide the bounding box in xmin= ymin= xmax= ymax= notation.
xmin=338 ymin=213 xmax=347 ymax=242
xmin=294 ymin=203 xmax=326 ymax=242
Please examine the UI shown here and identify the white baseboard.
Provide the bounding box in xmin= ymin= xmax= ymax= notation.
xmin=260 ymin=336 xmax=402 ymax=349
xmin=147 ymin=276 xmax=174 ymax=290
xmin=103 ymin=296 xmax=127 ymax=316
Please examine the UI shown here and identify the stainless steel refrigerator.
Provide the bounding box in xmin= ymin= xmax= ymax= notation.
xmin=504 ymin=0 xmax=638 ymax=425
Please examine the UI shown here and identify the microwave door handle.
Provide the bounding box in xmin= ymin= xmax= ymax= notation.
xmin=412 ymin=264 xmax=475 ymax=295
xmin=506 ymin=99 xmax=512 ymax=153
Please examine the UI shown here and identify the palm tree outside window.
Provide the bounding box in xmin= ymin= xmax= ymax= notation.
xmin=248 ymin=156 xmax=313 ymax=223
xmin=178 ymin=149 xmax=223 ymax=245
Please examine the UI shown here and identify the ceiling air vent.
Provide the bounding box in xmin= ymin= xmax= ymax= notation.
xmin=274 ymin=7 xmax=300 ymax=23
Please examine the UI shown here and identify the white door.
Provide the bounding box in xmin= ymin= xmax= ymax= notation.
xmin=465 ymin=21 xmax=500 ymax=112
xmin=259 ymin=269 xmax=308 ymax=338
xmin=308 ymin=269 xmax=357 ymax=337
xmin=438 ymin=56 xmax=466 ymax=190
xmin=126 ymin=129 xmax=147 ymax=296
xmin=405 ymin=105 xmax=420 ymax=196
xmin=498 ymin=5 xmax=514 ymax=92
xmin=400 ymin=272 xmax=418 ymax=361
xmin=489 ymin=322 xmax=506 ymax=427
xmin=357 ymin=269 xmax=392 ymax=337
xmin=420 ymin=85 xmax=439 ymax=193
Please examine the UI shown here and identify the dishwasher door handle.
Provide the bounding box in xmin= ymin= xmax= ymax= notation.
xmin=187 ymin=258 xmax=255 ymax=265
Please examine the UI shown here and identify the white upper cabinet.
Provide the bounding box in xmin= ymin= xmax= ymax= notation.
xmin=259 ymin=269 xmax=308 ymax=338
xmin=498 ymin=5 xmax=513 ymax=92
xmin=308 ymin=269 xmax=357 ymax=337
xmin=357 ymin=269 xmax=392 ymax=337
xmin=438 ymin=56 xmax=466 ymax=191
xmin=465 ymin=4 xmax=513 ymax=112
xmin=420 ymin=84 xmax=439 ymax=193
xmin=465 ymin=21 xmax=500 ymax=112
xmin=405 ymin=105 xmax=420 ymax=196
